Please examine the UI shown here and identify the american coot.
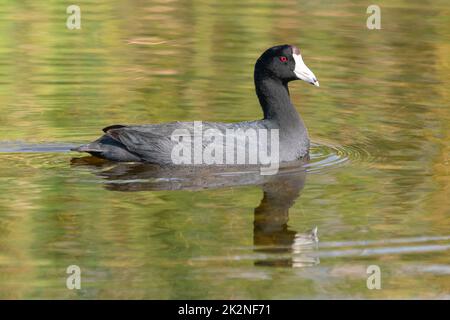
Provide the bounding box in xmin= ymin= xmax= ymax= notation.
xmin=72 ymin=44 xmax=319 ymax=165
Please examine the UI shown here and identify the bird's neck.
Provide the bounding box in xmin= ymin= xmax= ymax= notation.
xmin=254 ymin=74 xmax=303 ymax=128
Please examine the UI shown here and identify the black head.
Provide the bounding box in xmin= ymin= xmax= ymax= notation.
xmin=255 ymin=44 xmax=319 ymax=86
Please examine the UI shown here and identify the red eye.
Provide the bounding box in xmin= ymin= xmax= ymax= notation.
xmin=279 ymin=56 xmax=288 ymax=62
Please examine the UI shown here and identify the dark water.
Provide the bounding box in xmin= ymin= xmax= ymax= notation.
xmin=0 ymin=0 xmax=449 ymax=299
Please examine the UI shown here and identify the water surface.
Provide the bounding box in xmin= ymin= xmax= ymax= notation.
xmin=0 ymin=0 xmax=449 ymax=299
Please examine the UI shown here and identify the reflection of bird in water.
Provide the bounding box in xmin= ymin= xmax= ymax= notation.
xmin=71 ymin=156 xmax=319 ymax=267
xmin=253 ymin=169 xmax=319 ymax=267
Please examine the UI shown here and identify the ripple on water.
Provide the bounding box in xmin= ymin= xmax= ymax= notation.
xmin=0 ymin=142 xmax=73 ymax=170
xmin=306 ymin=141 xmax=374 ymax=174
xmin=0 ymin=140 xmax=374 ymax=175
xmin=0 ymin=142 xmax=73 ymax=153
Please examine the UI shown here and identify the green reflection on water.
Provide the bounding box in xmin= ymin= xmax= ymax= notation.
xmin=0 ymin=0 xmax=449 ymax=299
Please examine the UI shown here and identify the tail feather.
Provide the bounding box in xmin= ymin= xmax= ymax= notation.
xmin=102 ymin=124 xmax=127 ymax=133
xmin=70 ymin=135 xmax=142 ymax=162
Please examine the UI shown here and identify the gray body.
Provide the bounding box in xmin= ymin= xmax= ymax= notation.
xmin=72 ymin=119 xmax=309 ymax=164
